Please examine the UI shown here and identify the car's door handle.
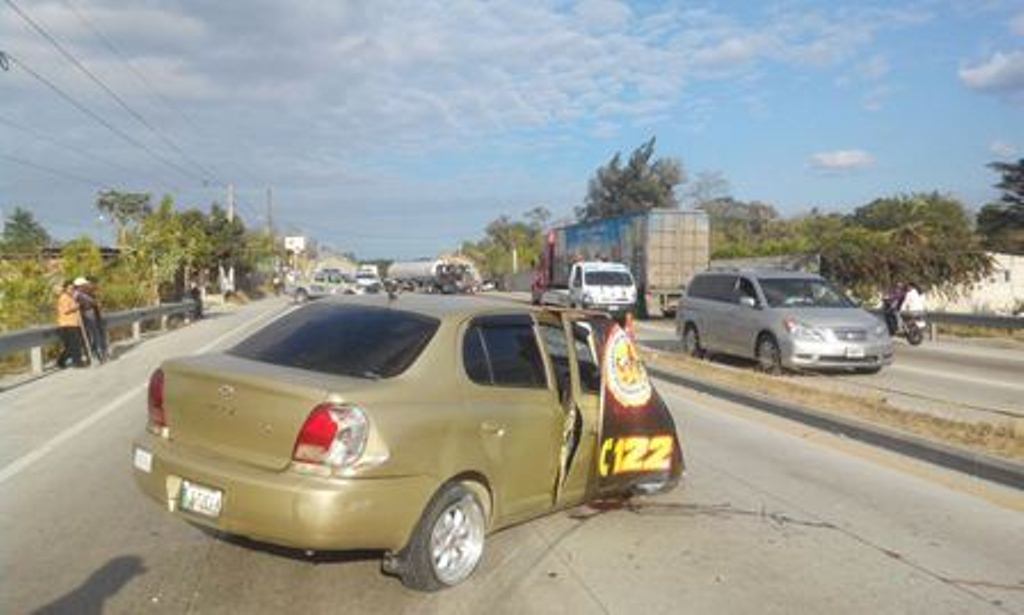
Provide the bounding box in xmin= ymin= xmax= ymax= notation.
xmin=480 ymin=422 xmax=506 ymax=437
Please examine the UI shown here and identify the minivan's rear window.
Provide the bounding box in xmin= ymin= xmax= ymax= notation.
xmin=230 ymin=303 xmax=439 ymax=379
xmin=584 ymin=271 xmax=633 ymax=286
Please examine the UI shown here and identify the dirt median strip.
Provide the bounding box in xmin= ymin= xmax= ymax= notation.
xmin=642 ymin=349 xmax=1024 ymax=489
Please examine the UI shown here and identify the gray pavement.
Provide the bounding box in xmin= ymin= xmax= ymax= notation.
xmin=2 ymin=297 xmax=1022 ymax=614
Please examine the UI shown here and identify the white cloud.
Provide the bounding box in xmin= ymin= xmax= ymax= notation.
xmin=810 ymin=149 xmax=875 ymax=171
xmin=862 ymin=85 xmax=892 ymax=111
xmin=858 ymin=54 xmax=890 ymax=80
xmin=959 ymin=50 xmax=1024 ymax=96
xmin=1012 ymin=12 xmax=1024 ymax=36
xmin=990 ymin=140 xmax=1018 ymax=157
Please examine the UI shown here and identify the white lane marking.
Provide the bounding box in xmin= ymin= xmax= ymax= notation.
xmin=888 ymin=363 xmax=1024 ymax=393
xmin=0 ymin=303 xmax=289 ymax=487
xmin=0 ymin=384 xmax=146 ymax=486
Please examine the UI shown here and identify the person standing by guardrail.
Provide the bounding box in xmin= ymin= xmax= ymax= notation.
xmin=74 ymin=277 xmax=108 ymax=363
xmin=189 ymin=282 xmax=203 ymax=320
xmin=56 ymin=281 xmax=85 ymax=368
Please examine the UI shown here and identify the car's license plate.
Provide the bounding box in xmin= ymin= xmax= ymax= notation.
xmin=133 ymin=447 xmax=152 ymax=473
xmin=179 ymin=480 xmax=223 ymax=518
xmin=846 ymin=346 xmax=866 ymax=358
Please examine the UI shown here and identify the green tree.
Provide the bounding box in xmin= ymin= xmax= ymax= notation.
xmin=60 ymin=236 xmax=103 ymax=281
xmin=1 ymin=207 xmax=51 ymax=253
xmin=821 ymin=193 xmax=991 ymax=300
xmin=577 ymin=137 xmax=685 ymax=221
xmin=977 ymin=159 xmax=1024 ymax=254
xmin=96 ymin=190 xmax=152 ymax=245
xmin=461 ymin=209 xmax=548 ymax=279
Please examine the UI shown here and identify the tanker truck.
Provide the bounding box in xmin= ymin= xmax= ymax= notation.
xmin=389 ymin=257 xmax=481 ymax=294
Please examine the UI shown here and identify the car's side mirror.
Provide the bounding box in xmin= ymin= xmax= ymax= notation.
xmin=739 ymin=296 xmax=758 ymax=309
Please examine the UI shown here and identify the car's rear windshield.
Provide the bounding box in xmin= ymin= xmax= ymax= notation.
xmin=584 ymin=271 xmax=633 ymax=286
xmin=759 ymin=278 xmax=855 ymax=309
xmin=229 ymin=303 xmax=439 ymax=379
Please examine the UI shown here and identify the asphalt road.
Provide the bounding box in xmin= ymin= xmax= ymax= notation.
xmin=2 ymin=297 xmax=1022 ymax=614
xmin=635 ymin=320 xmax=1024 ymax=420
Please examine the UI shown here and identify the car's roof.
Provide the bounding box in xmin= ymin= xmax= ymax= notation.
xmin=699 ymin=268 xmax=823 ymax=280
xmin=320 ymin=293 xmax=534 ymax=320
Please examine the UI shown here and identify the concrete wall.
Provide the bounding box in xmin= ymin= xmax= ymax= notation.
xmin=925 ymin=252 xmax=1024 ymax=315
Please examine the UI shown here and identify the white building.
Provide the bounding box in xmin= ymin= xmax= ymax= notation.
xmin=925 ymin=252 xmax=1024 ymax=315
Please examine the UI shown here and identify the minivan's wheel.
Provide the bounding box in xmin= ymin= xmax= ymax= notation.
xmin=397 ymin=483 xmax=486 ymax=592
xmin=682 ymin=324 xmax=704 ymax=359
xmin=756 ymin=334 xmax=783 ymax=375
xmin=295 ymin=288 xmax=309 ymax=303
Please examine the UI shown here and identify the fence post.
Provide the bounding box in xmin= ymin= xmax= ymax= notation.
xmin=160 ymin=314 xmax=169 ymax=331
xmin=30 ymin=346 xmax=43 ymax=375
xmin=132 ymin=320 xmax=141 ymax=342
xmin=929 ymin=321 xmax=937 ymax=341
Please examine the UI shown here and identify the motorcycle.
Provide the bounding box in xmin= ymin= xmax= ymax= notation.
xmin=883 ymin=298 xmax=927 ymax=346
xmin=897 ymin=311 xmax=927 ymax=345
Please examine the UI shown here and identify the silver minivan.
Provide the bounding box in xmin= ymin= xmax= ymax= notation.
xmin=676 ymin=270 xmax=893 ymax=373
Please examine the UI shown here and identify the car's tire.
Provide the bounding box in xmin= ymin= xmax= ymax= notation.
xmin=396 ymin=483 xmax=487 ymax=592
xmin=906 ymin=327 xmax=924 ymax=346
xmin=295 ymin=288 xmax=309 ymax=303
xmin=682 ymin=324 xmax=704 ymax=359
xmin=756 ymin=334 xmax=783 ymax=375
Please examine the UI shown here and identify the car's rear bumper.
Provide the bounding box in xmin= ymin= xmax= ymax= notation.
xmin=784 ymin=339 xmax=894 ymax=370
xmin=131 ymin=434 xmax=436 ymax=552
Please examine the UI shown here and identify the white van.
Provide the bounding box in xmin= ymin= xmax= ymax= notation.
xmin=540 ymin=261 xmax=637 ymax=315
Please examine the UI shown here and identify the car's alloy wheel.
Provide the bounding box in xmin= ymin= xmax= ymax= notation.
xmin=429 ymin=494 xmax=485 ymax=586
xmin=395 ymin=483 xmax=486 ymax=591
xmin=757 ymin=335 xmax=783 ymax=375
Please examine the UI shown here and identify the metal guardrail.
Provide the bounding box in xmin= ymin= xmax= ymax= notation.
xmin=868 ymin=309 xmax=1024 ymax=339
xmin=0 ymin=301 xmax=196 ymax=374
xmin=925 ymin=311 xmax=1024 ymax=330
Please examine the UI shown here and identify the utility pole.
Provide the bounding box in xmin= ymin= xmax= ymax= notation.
xmin=266 ymin=186 xmax=273 ymax=236
xmin=225 ymin=183 xmax=235 ymax=294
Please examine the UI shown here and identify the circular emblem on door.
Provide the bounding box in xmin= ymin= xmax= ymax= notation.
xmin=603 ymin=325 xmax=652 ymax=408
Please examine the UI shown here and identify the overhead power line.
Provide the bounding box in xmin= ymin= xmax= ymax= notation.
xmin=2 ymin=52 xmax=203 ymax=186
xmin=0 ymin=113 xmax=174 ymax=188
xmin=59 ymin=0 xmax=231 ymax=185
xmin=1 ymin=152 xmax=109 ymax=188
xmin=4 ymin=0 xmax=220 ymax=186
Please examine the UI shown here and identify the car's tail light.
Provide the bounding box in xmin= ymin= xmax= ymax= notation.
xmin=292 ymin=404 xmax=368 ymax=470
xmin=147 ymin=368 xmax=167 ymax=435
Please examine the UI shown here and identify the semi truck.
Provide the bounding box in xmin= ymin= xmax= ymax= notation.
xmin=531 ymin=209 xmax=710 ymax=318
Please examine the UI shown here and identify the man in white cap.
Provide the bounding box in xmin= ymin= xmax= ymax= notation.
xmin=73 ymin=276 xmax=107 ymax=363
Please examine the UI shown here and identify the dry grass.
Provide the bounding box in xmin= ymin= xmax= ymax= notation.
xmin=937 ymin=323 xmax=1024 ymax=344
xmin=642 ymin=349 xmax=1024 ymax=462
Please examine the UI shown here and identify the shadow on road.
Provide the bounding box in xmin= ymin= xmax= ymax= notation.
xmin=193 ymin=523 xmax=382 ymax=565
xmin=31 ymin=555 xmax=146 ymax=615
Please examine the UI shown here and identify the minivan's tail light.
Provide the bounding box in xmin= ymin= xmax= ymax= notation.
xmin=147 ymin=368 xmax=167 ymax=435
xmin=292 ymin=404 xmax=368 ymax=470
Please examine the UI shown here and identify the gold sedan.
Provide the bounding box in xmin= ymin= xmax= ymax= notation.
xmin=132 ymin=295 xmax=683 ymax=591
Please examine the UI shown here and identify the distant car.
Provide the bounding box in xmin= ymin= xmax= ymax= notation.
xmin=291 ymin=269 xmax=355 ymax=302
xmin=132 ymin=295 xmax=683 ymax=591
xmin=676 ymin=270 xmax=893 ymax=374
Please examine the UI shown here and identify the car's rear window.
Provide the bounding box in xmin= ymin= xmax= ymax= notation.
xmin=230 ymin=303 xmax=439 ymax=379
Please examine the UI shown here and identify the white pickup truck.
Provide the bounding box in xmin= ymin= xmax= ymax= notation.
xmin=538 ymin=261 xmax=637 ymax=316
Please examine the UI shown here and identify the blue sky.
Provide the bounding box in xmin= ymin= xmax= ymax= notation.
xmin=2 ymin=0 xmax=1023 ymax=258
